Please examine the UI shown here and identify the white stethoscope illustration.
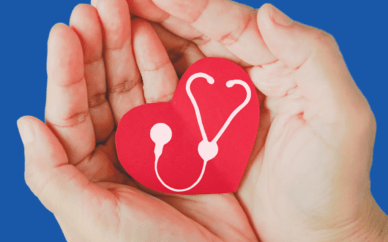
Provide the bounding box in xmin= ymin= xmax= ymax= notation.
xmin=150 ymin=72 xmax=251 ymax=192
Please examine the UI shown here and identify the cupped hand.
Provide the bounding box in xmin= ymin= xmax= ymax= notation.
xmin=18 ymin=0 xmax=258 ymax=241
xmin=125 ymin=0 xmax=388 ymax=241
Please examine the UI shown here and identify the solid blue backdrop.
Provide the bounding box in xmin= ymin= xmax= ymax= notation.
xmin=2 ymin=0 xmax=387 ymax=241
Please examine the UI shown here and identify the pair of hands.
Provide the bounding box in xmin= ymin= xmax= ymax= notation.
xmin=18 ymin=0 xmax=387 ymax=241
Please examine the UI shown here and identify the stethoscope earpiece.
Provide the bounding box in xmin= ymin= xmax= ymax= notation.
xmin=151 ymin=72 xmax=251 ymax=192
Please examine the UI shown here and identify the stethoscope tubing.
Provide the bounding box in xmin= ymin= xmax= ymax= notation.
xmin=154 ymin=72 xmax=251 ymax=192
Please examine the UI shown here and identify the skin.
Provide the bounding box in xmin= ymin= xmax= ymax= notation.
xmin=17 ymin=0 xmax=388 ymax=241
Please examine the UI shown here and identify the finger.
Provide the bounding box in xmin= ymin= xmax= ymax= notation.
xmin=132 ymin=19 xmax=178 ymax=103
xmin=150 ymin=22 xmax=248 ymax=77
xmin=18 ymin=116 xmax=125 ymax=240
xmin=70 ymin=4 xmax=114 ymax=143
xmin=19 ymin=116 xmax=97 ymax=214
xmin=126 ymin=0 xmax=205 ymax=45
xmin=51 ymin=6 xmax=133 ymax=185
xmin=126 ymin=0 xmax=169 ymax=23
xmin=45 ymin=23 xmax=95 ymax=164
xmin=256 ymin=4 xmax=368 ymax=113
xmin=93 ymin=0 xmax=144 ymax=123
xmin=163 ymin=18 xmax=249 ymax=67
xmin=152 ymin=0 xmax=276 ymax=66
xmin=149 ymin=23 xmax=205 ymax=77
xmin=160 ymin=16 xmax=249 ymax=66
xmin=127 ymin=0 xmax=248 ymax=66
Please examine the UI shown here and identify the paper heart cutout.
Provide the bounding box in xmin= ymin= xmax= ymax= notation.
xmin=116 ymin=57 xmax=260 ymax=194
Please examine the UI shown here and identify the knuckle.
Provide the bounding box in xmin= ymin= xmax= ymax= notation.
xmin=190 ymin=34 xmax=211 ymax=46
xmin=88 ymin=92 xmax=107 ymax=108
xmin=218 ymin=14 xmax=252 ymax=46
xmin=312 ymin=30 xmax=337 ymax=48
xmin=346 ymin=99 xmax=376 ymax=136
xmin=218 ymin=30 xmax=239 ymax=46
xmin=24 ymin=171 xmax=42 ymax=197
xmin=145 ymin=92 xmax=175 ymax=104
xmin=24 ymin=172 xmax=34 ymax=191
xmin=109 ymin=81 xmax=130 ymax=93
xmin=46 ymin=111 xmax=89 ymax=128
xmin=108 ymin=76 xmax=141 ymax=94
xmin=357 ymin=106 xmax=376 ymax=130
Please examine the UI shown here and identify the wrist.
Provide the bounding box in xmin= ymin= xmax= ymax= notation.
xmin=337 ymin=194 xmax=388 ymax=242
xmin=291 ymin=193 xmax=388 ymax=242
xmin=360 ymin=200 xmax=388 ymax=242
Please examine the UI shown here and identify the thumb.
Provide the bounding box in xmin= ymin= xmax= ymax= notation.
xmin=257 ymin=3 xmax=339 ymax=70
xmin=17 ymin=116 xmax=101 ymax=215
xmin=256 ymin=4 xmax=371 ymax=128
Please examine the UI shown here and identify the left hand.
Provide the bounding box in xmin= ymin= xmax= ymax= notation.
xmin=18 ymin=0 xmax=258 ymax=241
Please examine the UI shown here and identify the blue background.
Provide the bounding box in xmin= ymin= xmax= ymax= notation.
xmin=1 ymin=0 xmax=387 ymax=241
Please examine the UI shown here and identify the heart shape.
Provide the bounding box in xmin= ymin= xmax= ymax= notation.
xmin=116 ymin=57 xmax=260 ymax=194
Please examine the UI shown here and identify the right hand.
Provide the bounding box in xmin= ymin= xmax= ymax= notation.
xmin=127 ymin=0 xmax=388 ymax=241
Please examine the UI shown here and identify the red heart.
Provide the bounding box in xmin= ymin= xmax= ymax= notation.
xmin=116 ymin=57 xmax=260 ymax=194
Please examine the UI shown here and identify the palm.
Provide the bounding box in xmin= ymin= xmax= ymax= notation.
xmin=238 ymin=67 xmax=344 ymax=240
xmin=238 ymin=61 xmax=374 ymax=240
xmin=70 ymin=174 xmax=251 ymax=241
xmin=68 ymin=137 xmax=257 ymax=241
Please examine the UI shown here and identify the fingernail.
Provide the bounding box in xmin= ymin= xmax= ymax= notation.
xmin=269 ymin=5 xmax=293 ymax=26
xmin=17 ymin=118 xmax=35 ymax=145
